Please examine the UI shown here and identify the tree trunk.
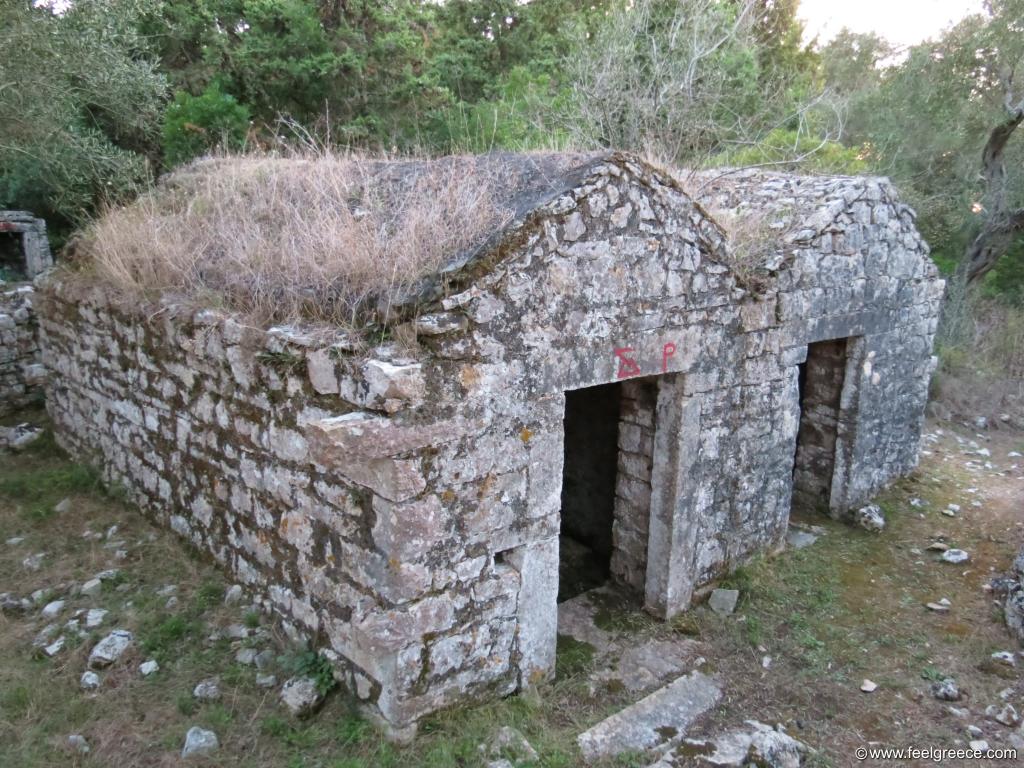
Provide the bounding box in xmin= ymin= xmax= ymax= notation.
xmin=958 ymin=90 xmax=1023 ymax=284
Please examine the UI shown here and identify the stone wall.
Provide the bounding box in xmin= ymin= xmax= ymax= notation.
xmin=1 ymin=285 xmax=46 ymax=415
xmin=610 ymin=378 xmax=657 ymax=592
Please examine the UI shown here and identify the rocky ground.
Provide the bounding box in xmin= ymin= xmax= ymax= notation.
xmin=1 ymin=405 xmax=1022 ymax=767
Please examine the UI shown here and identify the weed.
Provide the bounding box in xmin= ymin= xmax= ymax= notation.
xmin=921 ymin=666 xmax=946 ymax=682
xmin=176 ymin=694 xmax=196 ymax=716
xmin=243 ymin=609 xmax=261 ymax=629
xmin=142 ymin=614 xmax=201 ymax=659
xmin=256 ymin=350 xmax=306 ymax=376
xmin=288 ymin=650 xmax=338 ymax=696
xmin=555 ymin=635 xmax=595 ymax=679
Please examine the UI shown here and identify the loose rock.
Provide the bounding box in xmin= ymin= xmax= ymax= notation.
xmin=67 ymin=734 xmax=89 ymax=754
xmin=224 ymin=584 xmax=243 ymax=605
xmin=256 ymin=673 xmax=277 ymax=688
xmin=941 ymin=549 xmax=970 ymax=564
xmin=991 ymin=651 xmax=1016 ymax=667
xmin=140 ymin=659 xmax=159 ymax=677
xmin=193 ymin=678 xmax=221 ymax=701
xmin=80 ymin=671 xmax=100 ymax=691
xmin=280 ymin=676 xmax=324 ymax=717
xmin=931 ymin=678 xmax=961 ymax=702
xmin=986 ymin=703 xmax=1020 ymax=727
xmin=41 ymin=599 xmax=65 ymax=619
xmin=855 ymin=504 xmax=886 ymax=533
xmin=81 ymin=578 xmax=102 ymax=598
xmin=860 ymin=679 xmax=878 ymax=693
xmin=708 ymin=588 xmax=740 ymax=616
xmin=181 ymin=727 xmax=219 ymax=758
xmin=88 ymin=629 xmax=133 ymax=668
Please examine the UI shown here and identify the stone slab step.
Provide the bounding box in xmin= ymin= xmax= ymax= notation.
xmin=577 ymin=670 xmax=722 ymax=762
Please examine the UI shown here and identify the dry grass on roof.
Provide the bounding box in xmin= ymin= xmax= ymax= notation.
xmin=70 ymin=151 xmax=560 ymax=326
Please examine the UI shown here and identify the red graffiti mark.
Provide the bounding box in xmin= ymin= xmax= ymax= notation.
xmin=662 ymin=342 xmax=677 ymax=372
xmin=614 ymin=347 xmax=641 ymax=379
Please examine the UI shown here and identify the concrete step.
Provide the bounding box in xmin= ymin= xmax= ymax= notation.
xmin=577 ymin=670 xmax=722 ymax=762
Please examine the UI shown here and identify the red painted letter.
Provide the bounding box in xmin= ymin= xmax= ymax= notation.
xmin=614 ymin=347 xmax=641 ymax=379
xmin=662 ymin=342 xmax=676 ymax=372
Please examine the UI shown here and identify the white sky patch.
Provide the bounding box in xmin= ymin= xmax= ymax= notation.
xmin=798 ymin=0 xmax=987 ymax=47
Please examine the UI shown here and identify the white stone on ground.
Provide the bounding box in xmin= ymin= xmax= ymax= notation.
xmin=970 ymin=740 xmax=989 ymax=751
xmin=224 ymin=584 xmax=243 ymax=605
xmin=854 ymin=504 xmax=886 ymax=533
xmin=43 ymin=637 xmax=65 ymax=657
xmin=54 ymin=498 xmax=71 ymax=514
xmin=80 ymin=671 xmax=100 ymax=691
xmin=22 ymin=552 xmax=45 ymax=571
xmin=140 ymin=659 xmax=159 ymax=677
xmin=88 ymin=630 xmax=133 ymax=668
xmin=81 ymin=578 xmax=102 ymax=598
xmin=941 ymin=549 xmax=970 ymax=564
xmin=708 ymin=589 xmax=739 ymax=616
xmin=236 ymin=648 xmax=257 ymax=666
xmin=861 ymin=679 xmax=877 ymax=693
xmin=931 ymin=678 xmax=961 ymax=701
xmin=6 ymin=536 xmax=24 ymax=546
xmin=67 ymin=734 xmax=89 ymax=754
xmin=280 ymin=676 xmax=324 ymax=717
xmin=41 ymin=599 xmax=65 ymax=619
xmin=256 ymin=674 xmax=277 ymax=688
xmin=193 ymin=678 xmax=221 ymax=701
xmin=652 ymin=720 xmax=810 ymax=768
xmin=991 ymin=651 xmax=1016 ymax=667
xmin=986 ymin=703 xmax=1020 ymax=726
xmin=181 ymin=727 xmax=219 ymax=758
xmin=84 ymin=608 xmax=108 ymax=628
xmin=577 ymin=671 xmax=721 ymax=761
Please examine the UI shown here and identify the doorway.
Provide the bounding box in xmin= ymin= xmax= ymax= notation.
xmin=792 ymin=338 xmax=850 ymax=513
xmin=0 ymin=232 xmax=25 ymax=280
xmin=558 ymin=382 xmax=622 ymax=601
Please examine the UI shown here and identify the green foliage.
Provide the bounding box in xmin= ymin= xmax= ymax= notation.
xmin=289 ymin=650 xmax=338 ymax=696
xmin=141 ymin=614 xmax=202 ymax=660
xmin=713 ymin=128 xmax=868 ymax=174
xmin=0 ymin=0 xmax=166 ymax=229
xmin=162 ymin=85 xmax=250 ymax=167
xmin=831 ymin=0 xmax=1024 ymax=290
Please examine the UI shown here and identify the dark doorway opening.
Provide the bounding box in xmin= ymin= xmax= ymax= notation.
xmin=792 ymin=338 xmax=849 ymax=513
xmin=559 ymin=382 xmax=622 ymax=602
xmin=0 ymin=232 xmax=25 ymax=280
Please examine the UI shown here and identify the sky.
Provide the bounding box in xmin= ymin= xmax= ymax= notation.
xmin=797 ymin=0 xmax=987 ymax=47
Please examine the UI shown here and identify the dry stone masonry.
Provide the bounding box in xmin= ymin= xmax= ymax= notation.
xmin=0 ymin=285 xmax=46 ymax=415
xmin=0 ymin=211 xmax=52 ymax=415
xmin=38 ymin=152 xmax=943 ymax=737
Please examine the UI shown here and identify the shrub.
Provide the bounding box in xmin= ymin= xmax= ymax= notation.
xmin=162 ymin=86 xmax=251 ymax=168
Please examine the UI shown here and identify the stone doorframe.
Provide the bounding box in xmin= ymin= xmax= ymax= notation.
xmin=643 ymin=373 xmax=703 ymax=619
xmin=822 ymin=335 xmax=867 ymax=517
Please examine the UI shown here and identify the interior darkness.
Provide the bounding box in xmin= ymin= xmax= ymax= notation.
xmin=558 ymin=382 xmax=622 ymax=602
xmin=792 ymin=338 xmax=849 ymax=512
xmin=0 ymin=233 xmax=25 ymax=278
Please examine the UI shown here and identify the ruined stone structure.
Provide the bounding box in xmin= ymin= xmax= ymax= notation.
xmin=0 ymin=210 xmax=53 ymax=280
xmin=0 ymin=211 xmax=51 ymax=415
xmin=38 ymin=153 xmax=943 ymax=736
xmin=0 ymin=286 xmax=46 ymax=416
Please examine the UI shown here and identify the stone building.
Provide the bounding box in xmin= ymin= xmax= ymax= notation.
xmin=0 ymin=211 xmax=51 ymax=415
xmin=0 ymin=210 xmax=52 ymax=281
xmin=38 ymin=152 xmax=943 ymax=736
